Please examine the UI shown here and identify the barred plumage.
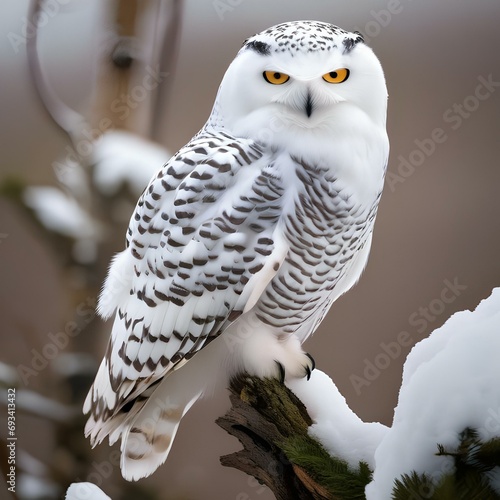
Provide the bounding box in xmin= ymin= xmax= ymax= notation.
xmin=84 ymin=20 xmax=389 ymax=481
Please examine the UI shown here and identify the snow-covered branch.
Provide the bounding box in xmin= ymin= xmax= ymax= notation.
xmin=218 ymin=288 xmax=500 ymax=499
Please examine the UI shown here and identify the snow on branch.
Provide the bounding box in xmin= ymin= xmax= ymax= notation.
xmin=219 ymin=288 xmax=500 ymax=499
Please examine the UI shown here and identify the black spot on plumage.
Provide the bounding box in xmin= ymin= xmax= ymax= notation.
xmin=132 ymin=317 xmax=144 ymax=330
xmin=205 ymin=182 xmax=225 ymax=191
xmin=121 ymin=400 xmax=135 ymax=413
xmin=159 ymin=333 xmax=170 ymax=343
xmin=131 ymin=248 xmax=142 ymax=259
xmin=224 ymin=243 xmax=246 ymax=252
xmin=224 ymin=212 xmax=246 ymax=225
xmin=171 ymin=285 xmax=190 ymax=297
xmin=218 ymin=163 xmax=232 ymax=173
xmin=245 ymin=40 xmax=271 ymax=55
xmin=249 ymin=263 xmax=264 ymax=274
xmin=172 ymin=330 xmax=183 ymax=341
xmin=170 ymin=352 xmax=184 ymax=365
xmin=249 ymin=223 xmax=265 ymax=232
xmin=214 ymin=218 xmax=236 ymax=233
xmin=257 ymin=237 xmax=273 ymax=246
xmin=229 ymin=142 xmax=255 ymax=165
xmin=254 ymin=246 xmax=273 ymax=256
xmin=234 ymin=204 xmax=253 ymax=213
xmin=142 ymin=293 xmax=157 ymax=308
xmin=169 ymin=295 xmax=185 ymax=307
xmin=167 ymin=166 xmax=185 ymax=180
xmin=154 ymin=289 xmax=169 ymax=301
xmin=199 ymin=228 xmax=218 ymax=240
xmin=343 ymin=32 xmax=364 ymax=53
xmin=193 ymin=258 xmax=208 ymax=266
xmin=191 ymin=171 xmax=213 ymax=181
xmin=167 ymin=237 xmax=183 ymax=247
xmin=175 ymin=211 xmax=195 ymax=219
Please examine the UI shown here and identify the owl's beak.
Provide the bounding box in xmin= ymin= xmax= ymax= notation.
xmin=305 ymin=91 xmax=313 ymax=118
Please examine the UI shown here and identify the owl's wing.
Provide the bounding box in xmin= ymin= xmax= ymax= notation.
xmin=84 ymin=131 xmax=288 ymax=443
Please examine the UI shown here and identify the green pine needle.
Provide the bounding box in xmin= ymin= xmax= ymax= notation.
xmin=282 ymin=434 xmax=372 ymax=499
xmin=392 ymin=427 xmax=500 ymax=499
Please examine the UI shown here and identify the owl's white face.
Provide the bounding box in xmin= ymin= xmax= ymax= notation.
xmin=214 ymin=22 xmax=388 ymax=147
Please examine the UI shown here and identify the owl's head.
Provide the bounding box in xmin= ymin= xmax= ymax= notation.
xmin=210 ymin=21 xmax=388 ymax=143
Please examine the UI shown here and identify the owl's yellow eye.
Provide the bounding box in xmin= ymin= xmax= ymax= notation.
xmin=263 ymin=71 xmax=290 ymax=85
xmin=322 ymin=68 xmax=350 ymax=83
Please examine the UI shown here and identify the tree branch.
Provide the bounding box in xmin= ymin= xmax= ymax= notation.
xmin=217 ymin=375 xmax=373 ymax=500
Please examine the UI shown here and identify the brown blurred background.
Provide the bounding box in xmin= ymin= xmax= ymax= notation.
xmin=1 ymin=0 xmax=500 ymax=499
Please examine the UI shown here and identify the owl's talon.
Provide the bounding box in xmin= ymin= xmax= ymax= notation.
xmin=305 ymin=352 xmax=316 ymax=372
xmin=274 ymin=360 xmax=286 ymax=384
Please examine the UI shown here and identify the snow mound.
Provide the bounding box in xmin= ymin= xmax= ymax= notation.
xmin=23 ymin=186 xmax=101 ymax=263
xmin=366 ymin=287 xmax=500 ymax=499
xmin=287 ymin=369 xmax=388 ymax=470
xmin=23 ymin=186 xmax=96 ymax=239
xmin=65 ymin=482 xmax=111 ymax=500
xmin=92 ymin=130 xmax=170 ymax=196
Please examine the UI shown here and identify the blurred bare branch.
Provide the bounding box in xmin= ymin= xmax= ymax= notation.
xmin=150 ymin=0 xmax=184 ymax=141
xmin=26 ymin=0 xmax=89 ymax=147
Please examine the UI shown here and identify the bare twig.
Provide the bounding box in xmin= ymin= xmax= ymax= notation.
xmin=26 ymin=0 xmax=89 ymax=146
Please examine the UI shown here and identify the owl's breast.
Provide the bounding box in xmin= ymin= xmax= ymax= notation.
xmin=254 ymin=154 xmax=381 ymax=338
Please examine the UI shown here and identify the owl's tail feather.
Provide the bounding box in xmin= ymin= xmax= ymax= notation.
xmin=119 ymin=367 xmax=203 ymax=481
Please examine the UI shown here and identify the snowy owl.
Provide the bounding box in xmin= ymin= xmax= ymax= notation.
xmin=84 ymin=20 xmax=389 ymax=481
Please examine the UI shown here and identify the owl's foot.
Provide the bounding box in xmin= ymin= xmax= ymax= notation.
xmin=224 ymin=315 xmax=315 ymax=382
xmin=273 ymin=349 xmax=315 ymax=383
